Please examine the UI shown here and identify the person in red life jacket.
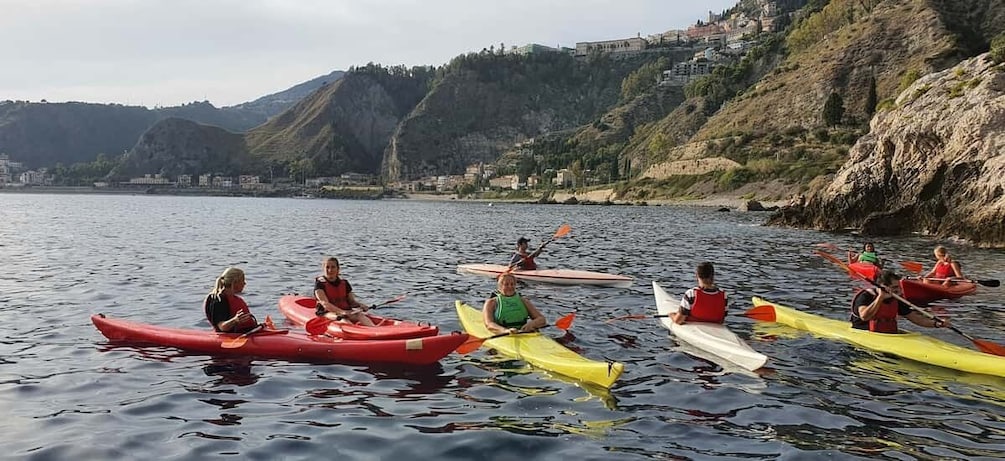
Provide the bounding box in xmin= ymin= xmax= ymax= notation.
xmin=673 ymin=262 xmax=727 ymax=324
xmin=508 ymin=237 xmax=543 ymax=270
xmin=204 ymin=267 xmax=260 ymax=333
xmin=851 ymin=270 xmax=950 ymax=333
xmin=923 ymin=245 xmax=964 ymax=285
xmin=483 ymin=273 xmax=547 ymax=334
xmin=314 ymin=256 xmax=375 ymax=326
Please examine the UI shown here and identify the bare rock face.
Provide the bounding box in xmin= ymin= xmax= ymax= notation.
xmin=773 ymin=54 xmax=1005 ymax=247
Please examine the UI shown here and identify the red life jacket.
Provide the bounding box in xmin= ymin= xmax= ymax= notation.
xmin=518 ymin=253 xmax=537 ymax=270
xmin=321 ymin=278 xmax=351 ymax=309
xmin=687 ymin=289 xmax=726 ymax=323
xmin=852 ymin=290 xmax=899 ymax=333
xmin=225 ymin=293 xmax=258 ymax=330
xmin=933 ymin=261 xmax=954 ymax=278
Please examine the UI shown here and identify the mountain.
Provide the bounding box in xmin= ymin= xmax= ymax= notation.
xmin=0 ymin=71 xmax=345 ymax=169
xmin=225 ymin=70 xmax=346 ymax=123
xmin=246 ymin=68 xmax=428 ymax=177
xmin=110 ymin=118 xmax=253 ymax=179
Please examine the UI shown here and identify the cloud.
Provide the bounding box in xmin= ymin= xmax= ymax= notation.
xmin=0 ymin=0 xmax=737 ymax=107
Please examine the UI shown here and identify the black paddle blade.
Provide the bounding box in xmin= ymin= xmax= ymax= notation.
xmin=979 ymin=279 xmax=1000 ymax=288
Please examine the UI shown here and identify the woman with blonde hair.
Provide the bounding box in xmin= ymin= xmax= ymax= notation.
xmin=204 ymin=267 xmax=259 ymax=333
xmin=924 ymin=245 xmax=964 ymax=284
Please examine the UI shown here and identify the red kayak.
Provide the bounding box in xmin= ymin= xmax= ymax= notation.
xmin=849 ymin=261 xmax=880 ymax=281
xmin=92 ymin=314 xmax=467 ymax=365
xmin=278 ymin=295 xmax=438 ymax=340
xmin=900 ymin=278 xmax=978 ymax=304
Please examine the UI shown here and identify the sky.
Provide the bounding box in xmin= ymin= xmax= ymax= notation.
xmin=1 ymin=0 xmax=737 ymax=108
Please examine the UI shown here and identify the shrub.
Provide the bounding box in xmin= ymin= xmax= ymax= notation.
xmin=991 ymin=33 xmax=1005 ymax=64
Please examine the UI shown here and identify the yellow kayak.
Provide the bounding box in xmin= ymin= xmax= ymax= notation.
xmin=455 ymin=301 xmax=624 ymax=388
xmin=750 ymin=297 xmax=1005 ymax=378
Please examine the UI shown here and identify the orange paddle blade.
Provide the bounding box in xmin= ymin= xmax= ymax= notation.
xmin=900 ymin=261 xmax=924 ymax=274
xmin=305 ymin=316 xmax=332 ymax=335
xmin=554 ymin=312 xmax=575 ymax=330
xmin=220 ymin=336 xmax=249 ymax=349
xmin=745 ymin=305 xmax=777 ymax=322
xmin=974 ymin=339 xmax=1005 ymax=357
xmin=454 ymin=337 xmax=488 ymax=354
xmin=553 ymin=223 xmax=572 ymax=239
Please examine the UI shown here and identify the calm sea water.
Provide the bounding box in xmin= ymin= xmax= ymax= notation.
xmin=2 ymin=193 xmax=1005 ymax=460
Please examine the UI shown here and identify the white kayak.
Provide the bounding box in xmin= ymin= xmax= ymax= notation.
xmin=653 ymin=281 xmax=767 ymax=371
xmin=456 ymin=263 xmax=633 ymax=288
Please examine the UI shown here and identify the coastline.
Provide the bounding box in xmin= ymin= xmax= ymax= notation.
xmin=403 ymin=190 xmax=788 ymax=209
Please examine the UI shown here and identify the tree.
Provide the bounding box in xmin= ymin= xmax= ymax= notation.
xmin=864 ymin=74 xmax=877 ymax=118
xmin=822 ymin=91 xmax=845 ymax=126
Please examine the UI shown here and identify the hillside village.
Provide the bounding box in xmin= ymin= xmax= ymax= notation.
xmin=0 ymin=1 xmax=786 ymax=196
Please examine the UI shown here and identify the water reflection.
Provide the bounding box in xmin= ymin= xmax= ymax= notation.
xmin=202 ymin=358 xmax=259 ymax=387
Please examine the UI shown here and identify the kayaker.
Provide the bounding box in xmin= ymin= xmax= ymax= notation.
xmin=483 ymin=273 xmax=547 ymax=334
xmin=204 ymin=267 xmax=260 ymax=333
xmin=508 ymin=237 xmax=542 ymax=270
xmin=847 ymin=242 xmax=883 ymax=268
xmin=851 ymin=270 xmax=950 ymax=333
xmin=314 ymin=256 xmax=375 ymax=326
xmin=923 ymin=245 xmax=964 ymax=284
xmin=673 ymin=261 xmax=727 ymax=325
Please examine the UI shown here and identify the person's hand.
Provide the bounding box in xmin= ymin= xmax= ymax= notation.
xmin=934 ymin=317 xmax=951 ymax=328
xmin=234 ymin=311 xmax=252 ymax=323
xmin=508 ymin=328 xmax=519 ymax=334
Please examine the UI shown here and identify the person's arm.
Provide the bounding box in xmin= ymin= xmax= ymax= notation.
xmin=519 ymin=297 xmax=547 ymax=333
xmin=482 ymin=298 xmax=510 ymax=334
xmin=950 ymin=261 xmax=964 ymax=278
xmin=674 ymin=291 xmax=692 ymax=325
xmin=346 ymin=291 xmax=367 ymax=311
xmin=508 ymin=252 xmax=523 ymax=269
xmin=847 ymin=251 xmax=857 ymax=264
xmin=855 ymin=290 xmax=884 ymax=321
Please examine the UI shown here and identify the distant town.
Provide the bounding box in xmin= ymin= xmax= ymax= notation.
xmin=0 ymin=2 xmax=783 ymax=195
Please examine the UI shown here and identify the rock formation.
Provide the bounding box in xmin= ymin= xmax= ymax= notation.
xmin=772 ymin=54 xmax=1005 ymax=247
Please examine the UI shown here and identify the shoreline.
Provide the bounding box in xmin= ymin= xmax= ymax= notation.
xmin=402 ymin=191 xmax=787 ymax=210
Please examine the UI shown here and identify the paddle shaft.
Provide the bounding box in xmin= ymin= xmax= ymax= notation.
xmin=916 ymin=277 xmax=999 ymax=287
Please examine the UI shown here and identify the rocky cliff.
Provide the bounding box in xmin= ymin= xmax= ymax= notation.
xmin=246 ymin=71 xmax=427 ymax=176
xmin=771 ymin=53 xmax=1005 ymax=247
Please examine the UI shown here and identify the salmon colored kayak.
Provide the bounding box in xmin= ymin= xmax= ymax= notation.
xmin=92 ymin=314 xmax=467 ymax=365
xmin=278 ymin=295 xmax=438 ymax=340
xmin=456 ymin=263 xmax=633 ymax=288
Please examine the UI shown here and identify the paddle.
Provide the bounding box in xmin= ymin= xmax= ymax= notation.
xmin=305 ymin=294 xmax=407 ymax=335
xmin=221 ymin=323 xmax=266 ymax=349
xmin=899 ymin=261 xmax=999 ymax=287
xmin=816 ymin=249 xmax=1005 ymax=356
xmin=454 ymin=311 xmax=576 ymax=354
xmin=508 ymin=224 xmax=572 ymax=271
xmin=606 ymin=309 xmax=774 ymax=323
